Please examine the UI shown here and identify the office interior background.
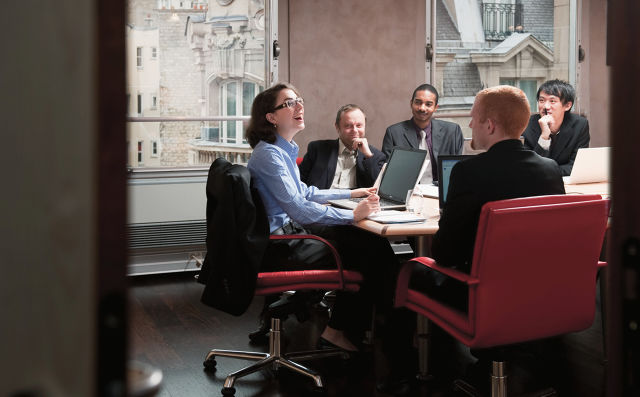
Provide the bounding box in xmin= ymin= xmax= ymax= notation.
xmin=2 ymin=0 xmax=638 ymax=395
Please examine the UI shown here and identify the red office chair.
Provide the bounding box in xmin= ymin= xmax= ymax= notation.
xmin=394 ymin=195 xmax=609 ymax=397
xmin=200 ymin=158 xmax=363 ymax=396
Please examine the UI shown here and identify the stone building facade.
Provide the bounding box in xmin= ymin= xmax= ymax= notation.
xmin=127 ymin=0 xmax=263 ymax=167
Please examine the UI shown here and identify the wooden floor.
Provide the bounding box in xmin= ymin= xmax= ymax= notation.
xmin=129 ymin=272 xmax=606 ymax=397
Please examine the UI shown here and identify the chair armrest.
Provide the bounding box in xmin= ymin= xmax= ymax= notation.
xmin=409 ymin=257 xmax=480 ymax=285
xmin=269 ymin=234 xmax=345 ymax=289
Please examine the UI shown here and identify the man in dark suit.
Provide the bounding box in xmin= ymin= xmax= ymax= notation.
xmin=522 ymin=79 xmax=590 ymax=176
xmin=299 ymin=104 xmax=386 ymax=189
xmin=378 ymin=86 xmax=565 ymax=394
xmin=381 ymin=83 xmax=464 ymax=183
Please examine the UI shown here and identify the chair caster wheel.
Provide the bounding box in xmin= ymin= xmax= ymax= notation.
xmin=221 ymin=386 xmax=235 ymax=395
xmin=203 ymin=358 xmax=217 ymax=371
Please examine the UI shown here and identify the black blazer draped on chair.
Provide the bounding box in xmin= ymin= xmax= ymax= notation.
xmin=198 ymin=158 xmax=269 ymax=316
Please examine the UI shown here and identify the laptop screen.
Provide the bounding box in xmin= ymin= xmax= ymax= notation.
xmin=437 ymin=155 xmax=473 ymax=207
xmin=377 ymin=148 xmax=428 ymax=203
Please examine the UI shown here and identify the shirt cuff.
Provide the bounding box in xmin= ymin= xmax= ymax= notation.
xmin=537 ymin=135 xmax=551 ymax=150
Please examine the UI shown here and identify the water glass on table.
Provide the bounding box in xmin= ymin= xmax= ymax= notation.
xmin=405 ymin=189 xmax=421 ymax=214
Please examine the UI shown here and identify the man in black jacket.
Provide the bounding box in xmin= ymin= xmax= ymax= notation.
xmin=299 ymin=104 xmax=386 ymax=189
xmin=378 ymin=85 xmax=565 ymax=395
xmin=522 ymin=79 xmax=590 ymax=176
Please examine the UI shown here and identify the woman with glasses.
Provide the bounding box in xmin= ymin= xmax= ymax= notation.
xmin=247 ymin=82 xmax=399 ymax=352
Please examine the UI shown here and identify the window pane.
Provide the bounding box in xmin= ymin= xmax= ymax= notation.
xmin=242 ymin=82 xmax=256 ymax=143
xmin=437 ymin=0 xmax=572 ymax=136
xmin=243 ymin=82 xmax=255 ymax=116
xmin=126 ymin=0 xmax=266 ymax=168
xmin=226 ymin=82 xmax=237 ymax=143
xmin=519 ymin=79 xmax=538 ymax=111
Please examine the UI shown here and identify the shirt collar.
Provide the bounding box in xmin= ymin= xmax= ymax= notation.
xmin=411 ymin=118 xmax=432 ymax=134
xmin=274 ymin=134 xmax=299 ymax=160
xmin=337 ymin=139 xmax=355 ymax=155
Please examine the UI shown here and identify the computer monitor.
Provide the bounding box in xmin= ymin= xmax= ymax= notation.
xmin=377 ymin=147 xmax=429 ymax=204
xmin=437 ymin=155 xmax=473 ymax=208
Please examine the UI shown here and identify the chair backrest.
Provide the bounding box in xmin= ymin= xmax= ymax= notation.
xmin=468 ymin=194 xmax=609 ymax=347
xmin=198 ymin=157 xmax=270 ymax=316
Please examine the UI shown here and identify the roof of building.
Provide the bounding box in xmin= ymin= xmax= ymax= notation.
xmin=436 ymin=0 xmax=461 ymax=41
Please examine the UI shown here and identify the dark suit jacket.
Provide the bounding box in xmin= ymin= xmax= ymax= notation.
xmin=432 ymin=139 xmax=566 ymax=273
xmin=299 ymin=139 xmax=386 ymax=189
xmin=381 ymin=118 xmax=464 ymax=160
xmin=198 ymin=158 xmax=269 ymax=316
xmin=522 ymin=112 xmax=590 ymax=176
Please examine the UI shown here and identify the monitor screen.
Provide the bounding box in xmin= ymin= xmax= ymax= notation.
xmin=377 ymin=148 xmax=428 ymax=203
xmin=438 ymin=155 xmax=473 ymax=207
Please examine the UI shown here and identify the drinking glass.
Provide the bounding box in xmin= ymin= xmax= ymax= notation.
xmin=405 ymin=189 xmax=419 ymax=213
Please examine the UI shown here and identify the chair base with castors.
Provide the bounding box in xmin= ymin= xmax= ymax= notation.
xmin=204 ymin=317 xmax=348 ymax=395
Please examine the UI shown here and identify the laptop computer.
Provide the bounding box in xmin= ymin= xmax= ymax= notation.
xmin=328 ymin=147 xmax=428 ymax=210
xmin=562 ymin=147 xmax=610 ymax=184
xmin=437 ymin=155 xmax=473 ymax=209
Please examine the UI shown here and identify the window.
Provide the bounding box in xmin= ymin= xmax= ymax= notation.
xmin=151 ymin=140 xmax=158 ymax=157
xmin=127 ymin=0 xmax=268 ymax=168
xmin=501 ymin=78 xmax=538 ymax=111
xmin=436 ymin=0 xmax=573 ymax=137
xmin=137 ymin=141 xmax=144 ymax=165
xmin=217 ymin=80 xmax=263 ymax=145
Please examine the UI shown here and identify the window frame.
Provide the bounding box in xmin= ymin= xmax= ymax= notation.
xmin=137 ymin=140 xmax=144 ymax=166
xmin=136 ymin=46 xmax=143 ymax=68
xmin=126 ymin=0 xmax=275 ymax=175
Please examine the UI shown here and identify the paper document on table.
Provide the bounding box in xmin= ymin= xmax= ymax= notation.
xmin=415 ymin=183 xmax=439 ymax=198
xmin=366 ymin=210 xmax=426 ymax=224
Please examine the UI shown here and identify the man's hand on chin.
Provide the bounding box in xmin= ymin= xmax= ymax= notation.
xmin=353 ymin=137 xmax=373 ymax=158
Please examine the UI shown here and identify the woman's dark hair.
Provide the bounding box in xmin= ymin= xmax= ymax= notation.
xmin=246 ymin=82 xmax=300 ymax=148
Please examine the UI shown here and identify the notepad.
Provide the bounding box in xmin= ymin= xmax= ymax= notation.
xmin=366 ymin=210 xmax=426 ymax=224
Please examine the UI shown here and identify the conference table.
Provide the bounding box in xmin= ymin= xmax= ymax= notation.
xmin=354 ymin=181 xmax=610 ymax=379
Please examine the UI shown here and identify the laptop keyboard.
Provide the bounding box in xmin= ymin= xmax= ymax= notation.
xmin=350 ymin=197 xmax=402 ymax=207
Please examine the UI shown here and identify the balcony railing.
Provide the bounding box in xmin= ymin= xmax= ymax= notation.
xmin=482 ymin=2 xmax=524 ymax=41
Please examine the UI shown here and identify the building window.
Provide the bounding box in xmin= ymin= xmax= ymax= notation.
xmin=127 ymin=0 xmax=268 ymax=168
xmin=220 ymin=80 xmax=262 ymax=144
xmin=437 ymin=0 xmax=572 ymax=140
xmin=500 ymin=78 xmax=538 ymax=111
xmin=137 ymin=141 xmax=144 ymax=165
xmin=151 ymin=140 xmax=158 ymax=157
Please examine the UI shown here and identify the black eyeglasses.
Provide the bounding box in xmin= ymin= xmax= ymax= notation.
xmin=273 ymin=97 xmax=304 ymax=111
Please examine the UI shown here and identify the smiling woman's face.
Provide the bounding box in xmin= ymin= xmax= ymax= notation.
xmin=267 ymin=88 xmax=305 ymax=140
